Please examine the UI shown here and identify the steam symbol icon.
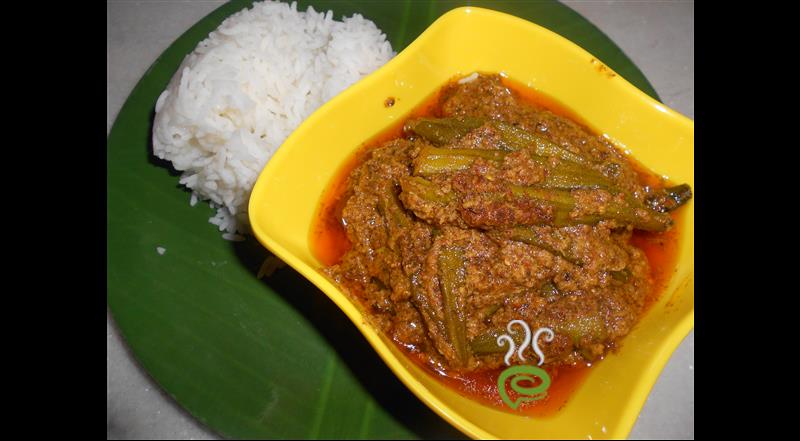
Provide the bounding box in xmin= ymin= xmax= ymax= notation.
xmin=495 ymin=320 xmax=554 ymax=410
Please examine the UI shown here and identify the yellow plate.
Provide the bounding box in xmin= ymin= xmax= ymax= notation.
xmin=249 ymin=6 xmax=693 ymax=439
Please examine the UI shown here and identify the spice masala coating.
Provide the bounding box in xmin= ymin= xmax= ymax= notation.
xmin=324 ymin=74 xmax=691 ymax=373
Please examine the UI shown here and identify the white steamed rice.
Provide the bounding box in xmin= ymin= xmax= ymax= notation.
xmin=152 ymin=1 xmax=393 ymax=237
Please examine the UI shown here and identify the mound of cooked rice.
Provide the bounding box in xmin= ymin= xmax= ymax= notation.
xmin=152 ymin=0 xmax=393 ymax=240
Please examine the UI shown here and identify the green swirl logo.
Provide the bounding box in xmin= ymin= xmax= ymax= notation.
xmin=495 ymin=321 xmax=555 ymax=410
xmin=497 ymin=365 xmax=551 ymax=410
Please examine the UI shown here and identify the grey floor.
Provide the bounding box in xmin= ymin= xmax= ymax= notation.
xmin=107 ymin=1 xmax=694 ymax=439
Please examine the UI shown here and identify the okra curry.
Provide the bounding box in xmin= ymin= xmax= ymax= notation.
xmin=312 ymin=73 xmax=691 ymax=413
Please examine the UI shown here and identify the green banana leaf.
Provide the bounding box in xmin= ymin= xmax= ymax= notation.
xmin=107 ymin=0 xmax=660 ymax=438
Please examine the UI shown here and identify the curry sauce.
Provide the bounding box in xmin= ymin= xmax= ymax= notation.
xmin=311 ymin=74 xmax=687 ymax=416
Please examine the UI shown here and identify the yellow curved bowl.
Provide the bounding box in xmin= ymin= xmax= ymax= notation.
xmin=249 ymin=6 xmax=693 ymax=439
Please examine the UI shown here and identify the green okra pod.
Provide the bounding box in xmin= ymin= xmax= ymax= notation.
xmin=438 ymin=246 xmax=469 ymax=365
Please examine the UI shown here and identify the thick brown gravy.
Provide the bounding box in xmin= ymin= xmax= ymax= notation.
xmin=310 ymin=75 xmax=683 ymax=416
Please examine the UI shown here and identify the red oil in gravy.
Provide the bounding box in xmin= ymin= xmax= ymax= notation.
xmin=310 ymin=75 xmax=683 ymax=417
